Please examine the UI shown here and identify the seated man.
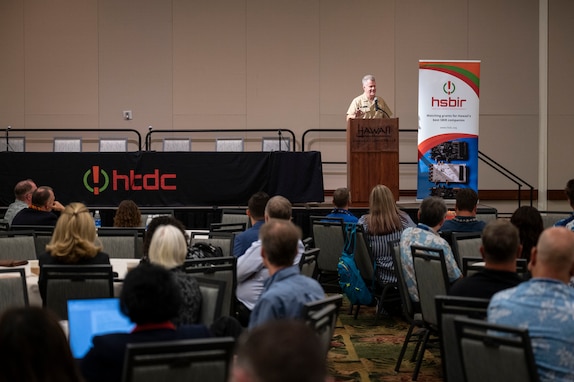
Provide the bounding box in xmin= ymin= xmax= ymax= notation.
xmin=2 ymin=179 xmax=36 ymax=225
xmin=236 ymin=196 xmax=305 ymax=326
xmin=400 ymin=196 xmax=462 ymax=303
xmin=231 ymin=320 xmax=331 ymax=382
xmin=488 ymin=227 xmax=574 ymax=381
xmin=325 ymin=187 xmax=358 ymax=223
xmin=233 ymin=191 xmax=269 ymax=258
xmin=440 ymin=188 xmax=486 ymax=233
xmin=449 ymin=219 xmax=524 ymax=299
xmin=80 ymin=264 xmax=212 ymax=382
xmin=11 ymin=186 xmax=64 ymax=226
xmin=248 ymin=219 xmax=324 ymax=329
xmin=554 ymin=178 xmax=574 ymax=230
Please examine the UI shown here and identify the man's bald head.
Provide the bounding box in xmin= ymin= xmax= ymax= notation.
xmin=532 ymin=227 xmax=574 ymax=281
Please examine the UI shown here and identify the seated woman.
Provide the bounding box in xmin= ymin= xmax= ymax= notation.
xmin=148 ymin=224 xmax=202 ymax=325
xmin=358 ymin=185 xmax=415 ymax=288
xmin=0 ymin=307 xmax=84 ymax=382
xmin=80 ymin=263 xmax=212 ymax=382
xmin=510 ymin=205 xmax=544 ymax=263
xmin=38 ymin=202 xmax=111 ymax=301
xmin=113 ymin=199 xmax=142 ymax=228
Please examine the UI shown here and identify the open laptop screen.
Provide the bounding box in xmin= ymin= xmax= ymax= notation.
xmin=67 ymin=298 xmax=135 ymax=359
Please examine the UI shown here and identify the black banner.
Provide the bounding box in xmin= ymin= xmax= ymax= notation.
xmin=0 ymin=151 xmax=324 ymax=207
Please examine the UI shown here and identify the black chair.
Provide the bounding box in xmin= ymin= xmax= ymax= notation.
xmin=8 ymin=225 xmax=54 ymax=256
xmin=454 ymin=316 xmax=540 ymax=382
xmin=299 ymin=247 xmax=320 ymax=279
xmin=0 ymin=230 xmax=38 ymax=261
xmin=435 ymin=295 xmax=489 ymax=382
xmin=309 ymin=216 xmax=346 ymax=292
xmin=195 ymin=277 xmax=226 ymax=326
xmin=302 ymin=294 xmax=344 ymax=358
xmin=220 ymin=209 xmax=250 ymax=228
xmin=450 ymin=231 xmax=482 ymax=267
xmin=97 ymin=229 xmax=139 ymax=258
xmin=183 ymin=256 xmax=237 ymax=317
xmin=0 ymin=268 xmax=29 ymax=314
xmin=462 ymin=257 xmax=529 ymax=279
xmin=121 ymin=337 xmax=236 ymax=382
xmin=42 ymin=264 xmax=114 ymax=320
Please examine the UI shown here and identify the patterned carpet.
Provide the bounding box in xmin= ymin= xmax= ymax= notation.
xmin=327 ymin=298 xmax=443 ymax=382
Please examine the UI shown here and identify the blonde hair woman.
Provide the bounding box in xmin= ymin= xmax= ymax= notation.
xmin=38 ymin=202 xmax=110 ymax=302
xmin=148 ymin=224 xmax=202 ymax=325
xmin=358 ymin=185 xmax=415 ymax=287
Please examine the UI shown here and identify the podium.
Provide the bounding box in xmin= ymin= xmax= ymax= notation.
xmin=347 ymin=118 xmax=399 ymax=205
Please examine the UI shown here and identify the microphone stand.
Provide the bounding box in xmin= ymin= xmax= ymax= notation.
xmin=374 ymin=100 xmax=390 ymax=118
xmin=5 ymin=126 xmax=10 ymax=152
xmin=277 ymin=129 xmax=283 ymax=152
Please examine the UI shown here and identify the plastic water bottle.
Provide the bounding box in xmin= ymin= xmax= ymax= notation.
xmin=145 ymin=214 xmax=153 ymax=229
xmin=94 ymin=210 xmax=102 ymax=228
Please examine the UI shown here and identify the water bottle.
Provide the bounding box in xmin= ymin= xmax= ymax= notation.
xmin=94 ymin=210 xmax=102 ymax=228
xmin=145 ymin=214 xmax=153 ymax=229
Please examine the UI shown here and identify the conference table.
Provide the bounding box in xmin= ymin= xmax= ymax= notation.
xmin=0 ymin=151 xmax=325 ymax=207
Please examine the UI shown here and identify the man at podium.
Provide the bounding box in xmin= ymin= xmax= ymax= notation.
xmin=346 ymin=74 xmax=393 ymax=120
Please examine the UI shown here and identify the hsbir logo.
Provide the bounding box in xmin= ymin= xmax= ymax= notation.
xmin=431 ymin=80 xmax=467 ymax=108
xmin=83 ymin=165 xmax=177 ymax=195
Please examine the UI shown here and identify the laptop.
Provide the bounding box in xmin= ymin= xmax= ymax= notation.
xmin=67 ymin=298 xmax=135 ymax=359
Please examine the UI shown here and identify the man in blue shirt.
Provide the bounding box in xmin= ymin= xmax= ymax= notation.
xmin=248 ymin=219 xmax=324 ymax=329
xmin=325 ymin=187 xmax=358 ymax=224
xmin=440 ymin=188 xmax=486 ymax=233
xmin=554 ymin=179 xmax=574 ymax=230
xmin=488 ymin=227 xmax=574 ymax=381
xmin=233 ymin=192 xmax=269 ymax=257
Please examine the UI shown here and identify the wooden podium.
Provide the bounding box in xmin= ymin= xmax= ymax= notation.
xmin=347 ymin=118 xmax=399 ymax=205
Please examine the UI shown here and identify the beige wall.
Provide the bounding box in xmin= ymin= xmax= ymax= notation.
xmin=1 ymin=0 xmax=572 ymax=193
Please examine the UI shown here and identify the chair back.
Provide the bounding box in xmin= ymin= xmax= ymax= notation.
xmin=97 ymin=229 xmax=138 ymax=258
xmin=435 ymin=295 xmax=489 ymax=382
xmin=191 ymin=235 xmax=234 ymax=258
xmin=411 ymin=245 xmax=450 ymax=327
xmin=183 ymin=256 xmax=237 ymax=317
xmin=121 ymin=337 xmax=235 ymax=382
xmin=262 ymin=136 xmax=291 ymax=151
xmin=302 ymin=294 xmax=343 ymax=357
xmin=454 ymin=316 xmax=540 ymax=382
xmin=43 ymin=264 xmax=114 ymax=320
xmin=99 ymin=138 xmax=128 ymax=152
xmin=451 ymin=232 xmax=482 ymax=267
xmin=162 ymin=138 xmax=191 ymax=152
xmin=0 ymin=231 xmax=37 ymax=261
xmin=215 ymin=138 xmax=244 ymax=152
xmin=354 ymin=229 xmax=374 ymax=284
xmin=196 ymin=277 xmax=226 ymax=326
xmin=54 ymin=137 xmax=82 ymax=152
xmin=391 ymin=240 xmax=417 ymax=322
xmin=310 ymin=216 xmax=345 ymax=273
xmin=220 ymin=209 xmax=251 ymax=228
xmin=209 ymin=222 xmax=246 ymax=234
xmin=0 ymin=136 xmax=25 ymax=152
xmin=0 ymin=268 xmax=29 ymax=314
xmin=299 ymin=247 xmax=320 ymax=279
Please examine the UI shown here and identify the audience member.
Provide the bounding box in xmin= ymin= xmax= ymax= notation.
xmin=488 ymin=227 xmax=574 ymax=381
xmin=236 ymin=196 xmax=305 ymax=327
xmin=38 ymin=202 xmax=110 ymax=303
xmin=2 ymin=179 xmax=36 ymax=225
xmin=80 ymin=263 xmax=212 ymax=382
xmin=510 ymin=205 xmax=544 ymax=262
xmin=233 ymin=191 xmax=270 ymax=257
xmin=148 ymin=224 xmax=202 ymax=325
xmin=400 ymin=196 xmax=462 ymax=302
xmin=231 ymin=320 xmax=331 ymax=382
xmin=554 ymin=178 xmax=574 ymax=230
xmin=358 ymin=185 xmax=414 ymax=288
xmin=11 ymin=185 xmax=64 ymax=226
xmin=142 ymin=215 xmax=190 ymax=259
xmin=113 ymin=199 xmax=141 ymax=228
xmin=248 ymin=219 xmax=324 ymax=329
xmin=449 ymin=220 xmax=524 ymax=299
xmin=440 ymin=188 xmax=486 ymax=233
xmin=0 ymin=307 xmax=84 ymax=382
xmin=325 ymin=187 xmax=359 ymax=223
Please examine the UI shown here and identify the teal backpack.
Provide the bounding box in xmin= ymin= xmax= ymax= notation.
xmin=338 ymin=224 xmax=372 ymax=305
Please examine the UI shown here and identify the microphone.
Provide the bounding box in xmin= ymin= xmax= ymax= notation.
xmin=374 ymin=97 xmax=390 ymax=118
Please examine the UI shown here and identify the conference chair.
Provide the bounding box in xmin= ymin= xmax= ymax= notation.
xmin=302 ymin=294 xmax=344 ymax=358
xmin=299 ymin=247 xmax=320 ymax=279
xmin=215 ymin=138 xmax=244 ymax=152
xmin=209 ymin=222 xmax=246 ymax=234
xmin=190 ymin=234 xmax=234 ymax=258
xmin=454 ymin=316 xmax=540 ymax=382
xmin=121 ymin=337 xmax=236 ymax=382
xmin=309 ymin=216 xmax=346 ymax=293
xmin=261 ymin=136 xmax=291 ymax=152
xmin=53 ymin=137 xmax=82 ymax=152
xmin=42 ymin=264 xmax=114 ymax=320
xmin=162 ymin=138 xmax=191 ymax=152
xmin=9 ymin=225 xmax=54 ymax=256
xmin=195 ymin=277 xmax=226 ymax=326
xmin=0 ymin=268 xmax=29 ymax=314
xmin=183 ymin=256 xmax=237 ymax=317
xmin=140 ymin=209 xmax=175 ymax=228
xmin=462 ymin=257 xmax=529 ymax=279
xmin=96 ymin=229 xmax=139 ymax=258
xmin=0 ymin=136 xmax=25 ymax=152
xmin=450 ymin=231 xmax=482 ymax=267
xmin=435 ymin=295 xmax=489 ymax=382
xmin=0 ymin=230 xmax=38 ymax=261
xmin=99 ymin=137 xmax=128 ymax=152
xmin=409 ymin=245 xmax=451 ymax=381
xmin=220 ymin=209 xmax=251 ymax=228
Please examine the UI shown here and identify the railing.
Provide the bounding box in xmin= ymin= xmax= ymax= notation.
xmin=301 ymin=128 xmax=534 ymax=206
xmin=3 ymin=128 xmax=143 ymax=151
xmin=145 ymin=128 xmax=296 ymax=152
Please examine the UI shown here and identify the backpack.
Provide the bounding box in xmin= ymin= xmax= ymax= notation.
xmin=337 ymin=224 xmax=372 ymax=305
xmin=187 ymin=242 xmax=224 ymax=260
